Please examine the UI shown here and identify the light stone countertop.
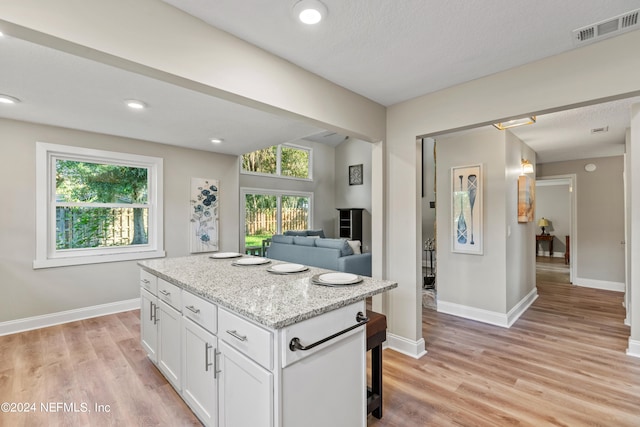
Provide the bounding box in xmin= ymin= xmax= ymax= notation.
xmin=138 ymin=254 xmax=397 ymax=330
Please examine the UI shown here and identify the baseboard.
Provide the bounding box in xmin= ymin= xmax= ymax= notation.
xmin=506 ymin=288 xmax=538 ymax=327
xmin=626 ymin=339 xmax=640 ymax=358
xmin=437 ymin=300 xmax=509 ymax=328
xmin=573 ymin=277 xmax=625 ymax=292
xmin=385 ymin=333 xmax=427 ymax=359
xmin=0 ymin=298 xmax=140 ymax=336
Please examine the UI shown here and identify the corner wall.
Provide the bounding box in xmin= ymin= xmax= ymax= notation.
xmin=334 ymin=138 xmax=373 ymax=251
xmin=0 ymin=118 xmax=239 ymax=324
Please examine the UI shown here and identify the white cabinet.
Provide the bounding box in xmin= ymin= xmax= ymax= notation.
xmin=157 ymin=299 xmax=182 ymax=391
xmin=140 ymin=268 xmax=367 ymax=427
xmin=182 ymin=317 xmax=218 ymax=427
xmin=218 ymin=340 xmax=273 ymax=427
xmin=140 ymin=288 xmax=158 ymax=363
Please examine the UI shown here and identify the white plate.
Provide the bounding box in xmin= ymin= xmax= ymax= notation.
xmin=269 ymin=263 xmax=308 ymax=273
xmin=233 ymin=257 xmax=270 ymax=266
xmin=318 ymin=272 xmax=360 ymax=284
xmin=210 ymin=252 xmax=242 ymax=259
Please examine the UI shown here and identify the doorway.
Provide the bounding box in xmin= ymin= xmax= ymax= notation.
xmin=535 ymin=176 xmax=575 ymax=285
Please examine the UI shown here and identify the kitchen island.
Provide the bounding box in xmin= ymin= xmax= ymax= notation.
xmin=138 ymin=254 xmax=397 ymax=427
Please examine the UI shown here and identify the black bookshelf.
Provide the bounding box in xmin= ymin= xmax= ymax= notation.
xmin=336 ymin=208 xmax=363 ymax=241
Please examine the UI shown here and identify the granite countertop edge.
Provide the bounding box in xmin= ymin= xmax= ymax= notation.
xmin=138 ymin=262 xmax=397 ymax=330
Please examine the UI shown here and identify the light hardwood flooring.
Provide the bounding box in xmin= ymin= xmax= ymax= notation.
xmin=1 ymin=257 xmax=639 ymax=426
xmin=370 ymin=257 xmax=640 ymax=426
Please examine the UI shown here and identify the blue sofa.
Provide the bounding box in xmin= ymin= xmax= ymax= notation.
xmin=266 ymin=234 xmax=372 ymax=276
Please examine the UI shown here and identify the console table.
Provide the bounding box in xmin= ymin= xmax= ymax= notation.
xmin=536 ymin=234 xmax=554 ymax=256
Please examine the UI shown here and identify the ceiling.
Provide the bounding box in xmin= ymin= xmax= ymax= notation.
xmin=1 ymin=1 xmax=640 ymax=161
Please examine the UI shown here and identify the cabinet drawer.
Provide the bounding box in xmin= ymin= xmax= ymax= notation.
xmin=182 ymin=291 xmax=217 ymax=334
xmin=281 ymin=301 xmax=366 ymax=368
xmin=218 ymin=308 xmax=272 ymax=370
xmin=158 ymin=278 xmax=181 ymax=311
xmin=140 ymin=270 xmax=157 ymax=295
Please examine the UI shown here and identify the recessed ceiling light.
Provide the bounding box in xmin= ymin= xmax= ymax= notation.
xmin=125 ymin=99 xmax=147 ymax=109
xmin=0 ymin=94 xmax=21 ymax=104
xmin=210 ymin=138 xmax=224 ymax=144
xmin=293 ymin=0 xmax=327 ymax=25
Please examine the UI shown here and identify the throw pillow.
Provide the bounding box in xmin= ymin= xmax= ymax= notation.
xmin=306 ymin=229 xmax=326 ymax=238
xmin=347 ymin=240 xmax=362 ymax=254
xmin=271 ymin=234 xmax=295 ymax=244
xmin=284 ymin=230 xmax=308 ymax=236
xmin=315 ymin=238 xmax=354 ymax=257
xmin=293 ymin=236 xmax=316 ymax=246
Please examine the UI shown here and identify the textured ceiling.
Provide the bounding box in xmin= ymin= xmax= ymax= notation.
xmin=163 ymin=0 xmax=640 ymax=106
xmin=0 ymin=35 xmax=326 ymax=156
xmin=1 ymin=1 xmax=639 ymax=162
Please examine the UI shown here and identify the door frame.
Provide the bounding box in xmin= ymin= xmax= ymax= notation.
xmin=535 ymin=175 xmax=577 ymax=283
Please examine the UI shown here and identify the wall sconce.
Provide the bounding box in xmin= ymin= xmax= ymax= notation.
xmin=493 ymin=116 xmax=536 ymax=130
xmin=521 ymin=158 xmax=534 ymax=174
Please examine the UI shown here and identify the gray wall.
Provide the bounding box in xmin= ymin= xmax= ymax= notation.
xmin=421 ymin=138 xmax=436 ymax=247
xmin=537 ymin=156 xmax=625 ymax=284
xmin=334 ymin=138 xmax=372 ymax=251
xmin=535 ymin=183 xmax=571 ymax=257
xmin=0 ymin=118 xmax=240 ymax=323
xmin=239 ymin=139 xmax=337 ymax=238
xmin=436 ymin=127 xmax=536 ymax=316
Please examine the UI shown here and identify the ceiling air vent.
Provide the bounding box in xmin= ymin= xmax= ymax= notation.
xmin=573 ymin=9 xmax=640 ymax=46
xmin=591 ymin=126 xmax=609 ymax=134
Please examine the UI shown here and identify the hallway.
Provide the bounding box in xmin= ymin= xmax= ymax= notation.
xmin=369 ymin=258 xmax=639 ymax=426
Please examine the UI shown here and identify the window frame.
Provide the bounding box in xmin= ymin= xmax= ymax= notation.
xmin=34 ymin=142 xmax=165 ymax=268
xmin=240 ymin=143 xmax=313 ymax=181
xmin=240 ymin=187 xmax=313 ymax=252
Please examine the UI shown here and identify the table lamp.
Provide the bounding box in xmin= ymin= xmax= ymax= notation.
xmin=537 ymin=217 xmax=549 ymax=235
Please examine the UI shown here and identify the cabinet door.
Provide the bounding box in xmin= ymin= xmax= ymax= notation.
xmin=140 ymin=288 xmax=158 ymax=363
xmin=182 ymin=318 xmax=218 ymax=427
xmin=157 ymin=299 xmax=182 ymax=391
xmin=218 ymin=341 xmax=273 ymax=427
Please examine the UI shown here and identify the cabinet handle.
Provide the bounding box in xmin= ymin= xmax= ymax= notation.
xmin=149 ymin=300 xmax=154 ymax=322
xmin=205 ymin=343 xmax=213 ymax=372
xmin=141 ymin=278 xmax=150 ymax=284
xmin=153 ymin=303 xmax=159 ymax=325
xmin=226 ymin=330 xmax=247 ymax=342
xmin=159 ymin=289 xmax=170 ymax=296
xmin=289 ymin=312 xmax=369 ymax=352
xmin=214 ymin=349 xmax=221 ymax=379
xmin=186 ymin=305 xmax=200 ymax=314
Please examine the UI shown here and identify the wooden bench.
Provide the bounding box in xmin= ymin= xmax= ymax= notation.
xmin=366 ymin=309 xmax=387 ymax=419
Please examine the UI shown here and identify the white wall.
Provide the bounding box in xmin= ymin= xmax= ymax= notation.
xmin=334 ymin=138 xmax=373 ymax=250
xmin=538 ymin=157 xmax=625 ymax=286
xmin=535 ymin=183 xmax=571 ymax=256
xmin=239 ymin=139 xmax=337 ymax=238
xmin=0 ymin=118 xmax=239 ymax=323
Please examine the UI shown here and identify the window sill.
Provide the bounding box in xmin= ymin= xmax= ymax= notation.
xmin=33 ymin=250 xmax=166 ymax=269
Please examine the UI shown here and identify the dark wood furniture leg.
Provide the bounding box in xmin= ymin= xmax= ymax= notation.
xmin=366 ymin=310 xmax=387 ymax=420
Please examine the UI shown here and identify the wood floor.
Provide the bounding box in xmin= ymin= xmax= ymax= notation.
xmin=370 ymin=257 xmax=640 ymax=426
xmin=1 ymin=257 xmax=639 ymax=426
xmin=0 ymin=311 xmax=200 ymax=427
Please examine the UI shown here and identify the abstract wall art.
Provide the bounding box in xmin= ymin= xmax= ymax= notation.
xmin=190 ymin=177 xmax=219 ymax=253
xmin=517 ymin=175 xmax=535 ymax=223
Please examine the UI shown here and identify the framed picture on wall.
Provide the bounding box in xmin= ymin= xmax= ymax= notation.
xmin=451 ymin=164 xmax=483 ymax=255
xmin=517 ymin=175 xmax=535 ymax=223
xmin=349 ymin=164 xmax=363 ymax=185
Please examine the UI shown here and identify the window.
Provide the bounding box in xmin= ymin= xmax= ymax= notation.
xmin=241 ymin=188 xmax=312 ymax=251
xmin=241 ymin=144 xmax=311 ymax=180
xmin=35 ymin=142 xmax=164 ymax=268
